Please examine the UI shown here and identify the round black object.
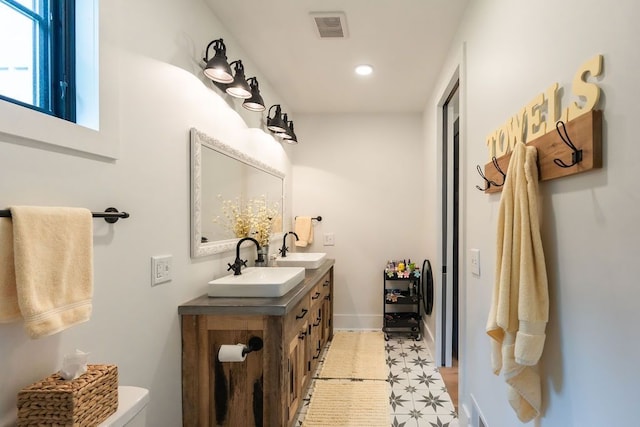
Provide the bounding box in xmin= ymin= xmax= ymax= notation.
xmin=248 ymin=336 xmax=264 ymax=352
xmin=422 ymin=259 xmax=434 ymax=315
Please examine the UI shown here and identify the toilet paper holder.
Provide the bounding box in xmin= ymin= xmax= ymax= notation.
xmin=217 ymin=336 xmax=264 ymax=362
xmin=242 ymin=336 xmax=264 ymax=356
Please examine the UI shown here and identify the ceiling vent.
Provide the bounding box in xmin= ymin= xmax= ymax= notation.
xmin=311 ymin=12 xmax=348 ymax=38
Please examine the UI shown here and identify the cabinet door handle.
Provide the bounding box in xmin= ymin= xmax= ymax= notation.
xmin=312 ymin=292 xmax=321 ymax=300
xmin=296 ymin=309 xmax=308 ymax=319
xmin=324 ymin=295 xmax=331 ymax=301
xmin=313 ymin=348 xmax=322 ymax=359
xmin=323 ymin=280 xmax=330 ymax=287
xmin=298 ymin=330 xmax=307 ymax=340
xmin=313 ymin=317 xmax=321 ymax=327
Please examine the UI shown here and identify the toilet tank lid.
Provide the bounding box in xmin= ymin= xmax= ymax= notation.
xmin=100 ymin=386 xmax=150 ymax=427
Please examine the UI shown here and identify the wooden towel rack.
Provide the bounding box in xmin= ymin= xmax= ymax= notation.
xmin=479 ymin=110 xmax=603 ymax=193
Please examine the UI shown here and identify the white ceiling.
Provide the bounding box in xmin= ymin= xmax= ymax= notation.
xmin=205 ymin=0 xmax=469 ymax=114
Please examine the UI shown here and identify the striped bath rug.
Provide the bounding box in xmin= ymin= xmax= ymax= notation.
xmin=303 ymin=380 xmax=390 ymax=426
xmin=318 ymin=330 xmax=387 ymax=380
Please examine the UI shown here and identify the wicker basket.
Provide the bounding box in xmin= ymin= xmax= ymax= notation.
xmin=17 ymin=364 xmax=118 ymax=426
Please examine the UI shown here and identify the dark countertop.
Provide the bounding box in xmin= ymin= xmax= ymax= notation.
xmin=178 ymin=258 xmax=335 ymax=316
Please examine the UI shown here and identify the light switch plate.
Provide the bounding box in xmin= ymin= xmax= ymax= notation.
xmin=151 ymin=255 xmax=172 ymax=286
xmin=470 ymin=249 xmax=480 ymax=276
xmin=323 ymin=232 xmax=335 ymax=246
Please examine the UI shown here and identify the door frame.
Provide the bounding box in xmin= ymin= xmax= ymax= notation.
xmin=434 ymin=62 xmax=466 ymax=369
xmin=440 ymin=79 xmax=458 ymax=368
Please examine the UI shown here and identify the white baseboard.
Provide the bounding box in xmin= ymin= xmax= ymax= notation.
xmin=469 ymin=394 xmax=488 ymax=427
xmin=423 ymin=318 xmax=435 ymax=342
xmin=333 ymin=314 xmax=381 ymax=330
xmin=422 ymin=318 xmax=437 ymax=359
xmin=459 ymin=403 xmax=471 ymax=426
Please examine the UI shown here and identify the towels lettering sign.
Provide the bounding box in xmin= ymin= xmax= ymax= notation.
xmin=486 ymin=54 xmax=603 ymax=161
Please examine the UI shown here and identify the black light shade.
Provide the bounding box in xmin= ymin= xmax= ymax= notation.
xmin=203 ymin=39 xmax=233 ymax=84
xmin=282 ymin=120 xmax=298 ymax=144
xmin=275 ymin=113 xmax=293 ymax=139
xmin=242 ymin=77 xmax=265 ymax=112
xmin=267 ymin=105 xmax=289 ymax=133
xmin=225 ymin=60 xmax=252 ymax=99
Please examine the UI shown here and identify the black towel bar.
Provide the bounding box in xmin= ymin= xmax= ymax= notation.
xmin=295 ymin=215 xmax=322 ymax=222
xmin=0 ymin=207 xmax=130 ymax=224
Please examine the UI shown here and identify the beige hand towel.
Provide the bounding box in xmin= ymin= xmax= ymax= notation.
xmin=0 ymin=217 xmax=20 ymax=322
xmin=294 ymin=216 xmax=313 ymax=247
xmin=486 ymin=142 xmax=549 ymax=422
xmin=11 ymin=206 xmax=94 ymax=339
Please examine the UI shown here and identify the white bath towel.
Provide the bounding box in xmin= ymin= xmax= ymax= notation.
xmin=486 ymin=142 xmax=549 ymax=422
xmin=11 ymin=206 xmax=94 ymax=339
xmin=0 ymin=217 xmax=20 ymax=322
xmin=294 ymin=216 xmax=313 ymax=247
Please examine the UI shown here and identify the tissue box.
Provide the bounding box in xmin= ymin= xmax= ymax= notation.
xmin=17 ymin=364 xmax=118 ymax=426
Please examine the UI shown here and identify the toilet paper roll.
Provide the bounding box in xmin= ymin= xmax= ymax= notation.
xmin=218 ymin=344 xmax=247 ymax=362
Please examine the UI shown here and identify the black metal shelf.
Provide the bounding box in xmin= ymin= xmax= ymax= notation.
xmin=384 ymin=272 xmax=420 ymax=281
xmin=383 ymin=269 xmax=422 ymax=341
xmin=384 ymin=289 xmax=419 ymax=305
xmin=383 ymin=312 xmax=421 ymax=328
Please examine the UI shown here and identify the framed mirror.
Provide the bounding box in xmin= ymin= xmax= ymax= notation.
xmin=190 ymin=128 xmax=284 ymax=258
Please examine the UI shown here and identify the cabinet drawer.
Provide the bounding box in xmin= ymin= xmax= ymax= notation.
xmin=285 ymin=295 xmax=310 ymax=337
xmin=319 ymin=271 xmax=332 ymax=298
xmin=310 ymin=272 xmax=331 ymax=309
xmin=309 ymin=282 xmax=323 ymax=307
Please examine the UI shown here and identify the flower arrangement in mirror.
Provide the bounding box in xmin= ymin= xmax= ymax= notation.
xmin=248 ymin=195 xmax=280 ymax=246
xmin=214 ymin=195 xmax=280 ymax=245
xmin=214 ymin=195 xmax=251 ymax=239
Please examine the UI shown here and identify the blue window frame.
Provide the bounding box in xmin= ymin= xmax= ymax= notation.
xmin=0 ymin=0 xmax=75 ymax=122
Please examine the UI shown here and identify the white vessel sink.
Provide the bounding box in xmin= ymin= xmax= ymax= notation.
xmin=275 ymin=252 xmax=327 ymax=269
xmin=208 ymin=267 xmax=305 ymax=297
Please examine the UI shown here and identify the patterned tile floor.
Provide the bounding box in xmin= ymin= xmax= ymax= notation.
xmin=386 ymin=336 xmax=458 ymax=427
xmin=295 ymin=334 xmax=458 ymax=427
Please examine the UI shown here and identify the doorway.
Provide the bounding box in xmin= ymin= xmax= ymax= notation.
xmin=440 ymin=80 xmax=459 ymax=368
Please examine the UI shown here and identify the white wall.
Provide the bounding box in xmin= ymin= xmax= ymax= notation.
xmin=291 ymin=113 xmax=428 ymax=329
xmin=425 ymin=0 xmax=640 ymax=425
xmin=0 ymin=1 xmax=293 ymax=425
xmin=4 ymin=1 xmax=639 ymax=426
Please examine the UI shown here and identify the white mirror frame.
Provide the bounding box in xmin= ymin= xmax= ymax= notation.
xmin=190 ymin=128 xmax=285 ymax=258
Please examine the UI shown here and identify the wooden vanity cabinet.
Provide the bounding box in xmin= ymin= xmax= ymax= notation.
xmin=308 ymin=271 xmax=332 ymax=373
xmin=284 ymin=291 xmax=311 ymax=425
xmin=179 ymin=262 xmax=334 ymax=427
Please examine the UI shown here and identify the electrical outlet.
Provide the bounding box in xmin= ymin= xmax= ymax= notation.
xmin=470 ymin=249 xmax=480 ymax=276
xmin=151 ymin=255 xmax=172 ymax=286
xmin=323 ymin=232 xmax=335 ymax=246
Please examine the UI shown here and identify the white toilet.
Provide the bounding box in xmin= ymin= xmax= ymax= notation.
xmin=100 ymin=386 xmax=150 ymax=427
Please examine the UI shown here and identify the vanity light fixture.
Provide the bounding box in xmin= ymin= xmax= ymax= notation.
xmin=267 ymin=104 xmax=289 ymax=133
xmin=203 ymin=39 xmax=234 ymax=84
xmin=225 ymin=60 xmax=252 ymax=99
xmin=275 ymin=116 xmax=298 ymax=144
xmin=275 ymin=113 xmax=292 ymax=140
xmin=282 ymin=121 xmax=298 ymax=144
xmin=242 ymin=77 xmax=266 ymax=112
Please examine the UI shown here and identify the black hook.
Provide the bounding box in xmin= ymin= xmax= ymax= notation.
xmin=475 ymin=161 xmax=502 ymax=191
xmin=476 ymin=165 xmax=491 ymax=191
xmin=554 ymin=120 xmax=583 ymax=168
xmin=491 ymin=156 xmax=506 ymax=186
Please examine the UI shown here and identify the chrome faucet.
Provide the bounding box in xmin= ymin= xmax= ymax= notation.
xmin=279 ymin=231 xmax=299 ymax=258
xmin=228 ymin=237 xmax=261 ymax=275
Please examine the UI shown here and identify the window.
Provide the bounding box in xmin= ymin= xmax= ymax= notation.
xmin=0 ymin=1 xmax=118 ymax=159
xmin=0 ymin=0 xmax=76 ymax=122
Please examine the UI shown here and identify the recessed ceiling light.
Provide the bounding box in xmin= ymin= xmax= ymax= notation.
xmin=355 ymin=64 xmax=373 ymax=76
